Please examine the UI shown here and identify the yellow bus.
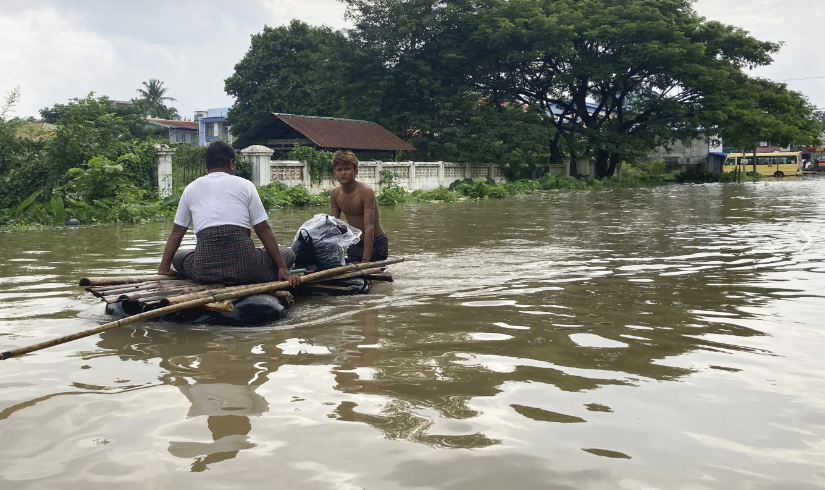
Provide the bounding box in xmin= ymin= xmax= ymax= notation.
xmin=722 ymin=152 xmax=802 ymax=177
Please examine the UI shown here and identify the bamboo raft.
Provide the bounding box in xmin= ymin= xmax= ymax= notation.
xmin=80 ymin=259 xmax=399 ymax=322
xmin=2 ymin=258 xmax=403 ymax=360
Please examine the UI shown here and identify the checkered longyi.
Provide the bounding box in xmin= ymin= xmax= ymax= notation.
xmin=173 ymin=225 xmax=296 ymax=284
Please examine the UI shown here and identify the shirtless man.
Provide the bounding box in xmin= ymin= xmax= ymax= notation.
xmin=329 ymin=150 xmax=389 ymax=263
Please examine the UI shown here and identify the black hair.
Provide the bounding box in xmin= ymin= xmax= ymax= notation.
xmin=205 ymin=141 xmax=236 ymax=169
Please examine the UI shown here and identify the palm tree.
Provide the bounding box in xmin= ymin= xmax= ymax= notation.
xmin=136 ymin=79 xmax=177 ymax=119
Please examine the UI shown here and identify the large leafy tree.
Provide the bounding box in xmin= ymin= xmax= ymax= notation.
xmin=226 ymin=0 xmax=821 ymax=175
xmin=135 ymin=79 xmax=179 ymax=120
xmin=225 ymin=20 xmax=353 ymax=135
xmin=711 ymin=76 xmax=821 ymax=156
xmin=462 ymin=0 xmax=809 ymax=176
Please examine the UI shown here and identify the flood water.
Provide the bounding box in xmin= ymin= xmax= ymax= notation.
xmin=1 ymin=180 xmax=825 ymax=489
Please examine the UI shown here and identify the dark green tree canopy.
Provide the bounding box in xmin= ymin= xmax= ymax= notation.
xmin=225 ymin=20 xmax=353 ymax=135
xmin=225 ymin=0 xmax=821 ymax=176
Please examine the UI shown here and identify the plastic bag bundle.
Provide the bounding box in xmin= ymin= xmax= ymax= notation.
xmin=291 ymin=214 xmax=362 ymax=270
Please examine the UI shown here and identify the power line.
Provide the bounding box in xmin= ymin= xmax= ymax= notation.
xmin=779 ymin=75 xmax=825 ymax=82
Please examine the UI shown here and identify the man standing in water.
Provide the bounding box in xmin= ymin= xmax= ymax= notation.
xmin=157 ymin=141 xmax=300 ymax=286
xmin=329 ymin=150 xmax=389 ymax=263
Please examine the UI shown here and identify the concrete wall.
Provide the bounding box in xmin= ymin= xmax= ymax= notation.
xmin=648 ymin=136 xmax=712 ymax=165
xmin=157 ymin=145 xmax=596 ymax=195
xmin=267 ymin=160 xmax=507 ymax=193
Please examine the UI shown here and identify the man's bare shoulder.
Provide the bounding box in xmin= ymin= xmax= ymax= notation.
xmin=356 ymin=182 xmax=376 ymax=197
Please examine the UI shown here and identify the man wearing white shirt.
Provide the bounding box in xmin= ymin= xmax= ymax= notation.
xmin=157 ymin=141 xmax=300 ymax=286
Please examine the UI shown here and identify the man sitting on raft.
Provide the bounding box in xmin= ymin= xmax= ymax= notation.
xmin=329 ymin=150 xmax=389 ymax=263
xmin=157 ymin=141 xmax=300 ymax=287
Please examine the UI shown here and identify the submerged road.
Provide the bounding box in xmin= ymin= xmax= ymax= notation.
xmin=1 ymin=179 xmax=824 ymax=489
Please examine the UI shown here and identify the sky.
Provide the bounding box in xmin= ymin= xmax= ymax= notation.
xmin=1 ymin=0 xmax=823 ymax=120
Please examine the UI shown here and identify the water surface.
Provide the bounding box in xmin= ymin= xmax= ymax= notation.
xmin=1 ymin=180 xmax=825 ymax=489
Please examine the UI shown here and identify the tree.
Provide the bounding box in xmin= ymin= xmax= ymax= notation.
xmin=462 ymin=0 xmax=794 ymax=176
xmin=814 ymin=110 xmax=825 ymax=136
xmin=224 ymin=20 xmax=353 ymax=135
xmin=713 ymin=76 xmax=822 ymax=156
xmin=136 ymin=79 xmax=178 ymax=119
xmin=227 ymin=1 xmax=821 ymax=175
xmin=1 ymin=85 xmax=21 ymax=120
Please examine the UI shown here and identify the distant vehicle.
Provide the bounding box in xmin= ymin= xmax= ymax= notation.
xmin=723 ymin=152 xmax=802 ymax=177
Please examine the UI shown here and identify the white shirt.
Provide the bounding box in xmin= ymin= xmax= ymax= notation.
xmin=173 ymin=172 xmax=268 ymax=234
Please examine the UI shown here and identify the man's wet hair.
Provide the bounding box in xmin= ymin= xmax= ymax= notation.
xmin=206 ymin=141 xmax=236 ymax=169
xmin=332 ymin=150 xmax=358 ymax=168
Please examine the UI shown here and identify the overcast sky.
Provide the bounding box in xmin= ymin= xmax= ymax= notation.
xmin=1 ymin=0 xmax=823 ymax=120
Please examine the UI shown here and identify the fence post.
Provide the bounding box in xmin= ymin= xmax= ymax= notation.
xmin=155 ymin=144 xmax=175 ymax=197
xmin=437 ymin=161 xmax=445 ymax=187
xmin=409 ymin=162 xmax=417 ymax=191
xmin=240 ymin=145 xmax=274 ymax=187
xmin=375 ymin=161 xmax=383 ymax=190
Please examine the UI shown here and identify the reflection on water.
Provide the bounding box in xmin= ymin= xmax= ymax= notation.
xmin=2 ymin=181 xmax=825 ymax=488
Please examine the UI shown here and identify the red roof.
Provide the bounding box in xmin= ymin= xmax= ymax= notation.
xmin=147 ymin=118 xmax=199 ymax=130
xmin=234 ymin=113 xmax=416 ymax=152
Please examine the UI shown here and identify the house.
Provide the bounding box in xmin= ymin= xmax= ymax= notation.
xmin=145 ymin=118 xmax=199 ymax=147
xmin=648 ymin=134 xmax=723 ymax=171
xmin=232 ymin=113 xmax=416 ymax=155
xmin=16 ymin=122 xmax=56 ymax=141
xmin=198 ymin=108 xmax=234 ymax=146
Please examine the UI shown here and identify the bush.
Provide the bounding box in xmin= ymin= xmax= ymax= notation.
xmin=286 ymin=145 xmax=334 ymax=184
xmin=410 ymin=186 xmax=459 ymax=202
xmin=257 ymin=182 xmax=327 ymax=210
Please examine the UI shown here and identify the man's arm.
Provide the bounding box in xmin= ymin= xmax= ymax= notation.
xmin=253 ymin=221 xmax=301 ymax=287
xmin=158 ymin=224 xmax=188 ymax=275
xmin=330 ymin=189 xmax=341 ymax=219
xmin=361 ymin=190 xmax=376 ymax=262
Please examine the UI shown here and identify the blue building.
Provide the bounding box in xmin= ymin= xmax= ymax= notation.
xmin=197 ymin=108 xmax=233 ymax=146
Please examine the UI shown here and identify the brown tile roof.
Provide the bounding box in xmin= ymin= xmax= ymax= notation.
xmin=234 ymin=113 xmax=416 ymax=152
xmin=147 ymin=118 xmax=199 ymax=130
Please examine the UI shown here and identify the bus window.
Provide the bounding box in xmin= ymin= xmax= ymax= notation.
xmin=757 ymin=156 xmax=772 ymax=165
xmin=724 ymin=158 xmax=735 ymax=166
xmin=739 ymin=157 xmax=753 ymax=166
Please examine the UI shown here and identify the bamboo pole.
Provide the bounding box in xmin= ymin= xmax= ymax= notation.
xmin=364 ymin=273 xmax=394 ymax=282
xmin=201 ymin=301 xmax=234 ymax=313
xmin=88 ymin=280 xmax=197 ymax=296
xmin=2 ymin=257 xmax=404 ymax=360
xmin=115 ymin=284 xmax=222 ymax=303
xmin=80 ymin=275 xmax=180 ymax=287
xmin=318 ymin=268 xmax=383 ymax=281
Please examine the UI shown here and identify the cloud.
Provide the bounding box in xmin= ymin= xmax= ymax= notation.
xmin=1 ymin=0 xmax=821 ymax=121
xmin=0 ymin=0 xmax=348 ymax=119
xmin=694 ymin=0 xmax=825 ymax=109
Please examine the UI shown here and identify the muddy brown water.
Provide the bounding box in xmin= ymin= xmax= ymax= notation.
xmin=1 ymin=181 xmax=825 ymax=489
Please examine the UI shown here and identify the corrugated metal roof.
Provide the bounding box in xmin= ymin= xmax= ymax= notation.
xmin=147 ymin=119 xmax=199 ymax=130
xmin=234 ymin=113 xmax=416 ymax=152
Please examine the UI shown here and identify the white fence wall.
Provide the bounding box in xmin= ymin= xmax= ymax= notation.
xmin=157 ymin=144 xmax=590 ymax=193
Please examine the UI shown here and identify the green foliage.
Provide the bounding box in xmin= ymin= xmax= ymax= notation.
xmin=226 ymin=0 xmax=820 ymax=177
xmin=673 ymin=162 xmax=762 ymax=184
xmin=410 ymin=186 xmax=459 ymax=202
xmin=285 ymin=146 xmax=334 ymax=184
xmin=225 ymin=20 xmax=353 ymax=135
xmin=376 ymin=178 xmax=410 ymax=205
xmin=67 ymin=154 xmax=134 ymax=203
xmin=257 ymin=182 xmax=327 ymax=211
